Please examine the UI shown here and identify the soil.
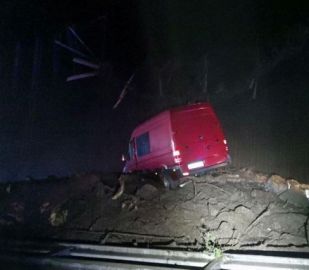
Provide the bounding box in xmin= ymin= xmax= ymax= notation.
xmin=0 ymin=168 xmax=308 ymax=253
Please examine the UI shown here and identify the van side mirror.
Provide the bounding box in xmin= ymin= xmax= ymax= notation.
xmin=121 ymin=154 xmax=127 ymax=162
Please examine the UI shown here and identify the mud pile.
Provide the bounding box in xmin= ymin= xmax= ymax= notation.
xmin=0 ymin=168 xmax=308 ymax=252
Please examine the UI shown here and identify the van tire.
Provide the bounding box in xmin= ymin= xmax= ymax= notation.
xmin=160 ymin=170 xmax=179 ymax=190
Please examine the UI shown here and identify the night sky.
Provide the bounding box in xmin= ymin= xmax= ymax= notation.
xmin=0 ymin=1 xmax=309 ymax=181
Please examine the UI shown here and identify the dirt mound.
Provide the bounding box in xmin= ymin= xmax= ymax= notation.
xmin=0 ymin=169 xmax=308 ymax=253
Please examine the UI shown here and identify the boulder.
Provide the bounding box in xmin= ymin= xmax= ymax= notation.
xmin=49 ymin=208 xmax=68 ymax=226
xmin=265 ymin=175 xmax=287 ymax=194
xmin=136 ymin=184 xmax=159 ymax=200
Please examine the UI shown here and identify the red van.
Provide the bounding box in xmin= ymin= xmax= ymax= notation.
xmin=123 ymin=102 xmax=230 ymax=188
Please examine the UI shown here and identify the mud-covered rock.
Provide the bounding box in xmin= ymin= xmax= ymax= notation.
xmin=265 ymin=175 xmax=288 ymax=194
xmin=136 ymin=184 xmax=159 ymax=200
xmin=279 ymin=189 xmax=309 ymax=207
xmin=49 ymin=208 xmax=68 ymax=226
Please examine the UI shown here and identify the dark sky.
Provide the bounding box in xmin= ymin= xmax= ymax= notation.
xmin=2 ymin=1 xmax=308 ymax=61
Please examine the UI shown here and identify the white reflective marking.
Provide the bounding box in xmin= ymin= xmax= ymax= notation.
xmin=188 ymin=161 xmax=204 ymax=170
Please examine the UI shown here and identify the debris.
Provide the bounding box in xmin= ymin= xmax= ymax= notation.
xmin=279 ymin=189 xmax=309 ymax=207
xmin=227 ymin=174 xmax=240 ymax=178
xmin=11 ymin=202 xmax=24 ymax=212
xmin=113 ymin=73 xmax=135 ymax=109
xmin=196 ymin=181 xmax=232 ymax=196
xmin=251 ymin=189 xmax=262 ymax=198
xmin=243 ymin=203 xmax=271 ymax=235
xmin=240 ymin=167 xmax=255 ymax=178
xmin=121 ymin=198 xmax=138 ymax=211
xmin=0 ymin=214 xmax=18 ymax=226
xmin=179 ymin=181 xmax=192 ymax=188
xmin=1 ymin=170 xmax=309 ymax=252
xmin=100 ymin=230 xmax=185 ymax=244
xmin=265 ymin=175 xmax=288 ymax=194
xmin=255 ymin=173 xmax=268 ymax=183
xmin=239 ymin=168 xmax=268 ymax=183
xmin=9 ymin=202 xmax=24 ymax=223
xmin=40 ymin=202 xmax=51 ymax=214
xmin=136 ymin=184 xmax=159 ymax=200
xmin=287 ymin=179 xmax=309 ymax=195
xmin=112 ymin=175 xmax=126 ymax=200
xmin=49 ymin=208 xmax=68 ymax=226
xmin=112 ymin=174 xmax=141 ymax=200
xmin=287 ymin=179 xmax=301 ymax=191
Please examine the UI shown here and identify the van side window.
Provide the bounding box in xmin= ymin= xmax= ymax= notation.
xmin=136 ymin=132 xmax=150 ymax=157
xmin=128 ymin=140 xmax=135 ymax=160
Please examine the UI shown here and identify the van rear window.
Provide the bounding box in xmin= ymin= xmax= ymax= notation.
xmin=136 ymin=132 xmax=150 ymax=157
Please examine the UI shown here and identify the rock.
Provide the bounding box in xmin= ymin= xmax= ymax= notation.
xmin=240 ymin=167 xmax=255 ymax=179
xmin=265 ymin=213 xmax=308 ymax=246
xmin=240 ymin=168 xmax=268 ymax=184
xmin=40 ymin=202 xmax=50 ymax=214
xmin=216 ymin=222 xmax=234 ymax=245
xmin=95 ymin=182 xmax=108 ymax=198
xmin=251 ymin=189 xmax=265 ymax=199
xmin=9 ymin=202 xmax=24 ymax=223
xmin=255 ymin=173 xmax=268 ymax=184
xmin=208 ymin=205 xmax=256 ymax=242
xmin=300 ymin=184 xmax=309 ymax=192
xmin=265 ymin=175 xmax=287 ymax=194
xmin=286 ymin=179 xmax=309 ymax=201
xmin=230 ymin=191 xmax=244 ymax=202
xmin=226 ymin=174 xmax=242 ymax=183
xmin=121 ymin=199 xmax=138 ymax=211
xmin=136 ymin=184 xmax=159 ymax=200
xmin=49 ymin=208 xmax=68 ymax=226
xmin=279 ymin=189 xmax=309 ymax=207
xmin=209 ymin=198 xmax=217 ymax=204
xmin=286 ymin=179 xmax=301 ymax=191
xmin=0 ymin=214 xmax=17 ymax=226
xmin=209 ymin=205 xmax=220 ymax=217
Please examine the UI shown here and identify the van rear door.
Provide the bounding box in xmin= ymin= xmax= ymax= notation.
xmin=171 ymin=107 xmax=227 ymax=168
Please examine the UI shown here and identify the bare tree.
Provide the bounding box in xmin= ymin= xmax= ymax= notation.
xmin=55 ymin=26 xmax=101 ymax=82
xmin=249 ymin=25 xmax=308 ymax=99
xmin=113 ymin=73 xmax=135 ymax=109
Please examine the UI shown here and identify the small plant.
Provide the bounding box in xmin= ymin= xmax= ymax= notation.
xmin=202 ymin=232 xmax=223 ymax=258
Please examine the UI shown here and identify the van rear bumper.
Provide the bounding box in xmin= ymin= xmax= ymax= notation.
xmin=180 ymin=155 xmax=231 ymax=177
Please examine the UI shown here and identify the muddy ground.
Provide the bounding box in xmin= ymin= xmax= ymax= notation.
xmin=0 ymin=168 xmax=308 ymax=254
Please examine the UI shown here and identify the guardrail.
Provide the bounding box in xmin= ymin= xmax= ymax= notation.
xmin=0 ymin=240 xmax=308 ymax=269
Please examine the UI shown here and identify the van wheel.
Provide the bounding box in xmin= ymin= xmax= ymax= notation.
xmin=160 ymin=170 xmax=179 ymax=190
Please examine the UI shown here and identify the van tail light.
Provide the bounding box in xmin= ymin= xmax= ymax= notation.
xmin=223 ymin=139 xmax=229 ymax=151
xmin=173 ymin=150 xmax=182 ymax=163
xmin=173 ymin=150 xmax=180 ymax=157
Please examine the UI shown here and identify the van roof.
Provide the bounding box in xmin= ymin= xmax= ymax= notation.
xmin=170 ymin=102 xmax=212 ymax=113
xmin=131 ymin=102 xmax=213 ymax=138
